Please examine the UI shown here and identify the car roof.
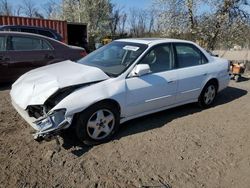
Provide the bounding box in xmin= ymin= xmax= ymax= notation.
xmin=116 ymin=38 xmax=213 ymax=61
xmin=0 ymin=31 xmax=51 ymax=39
xmin=116 ymin=38 xmax=195 ymax=46
xmin=0 ymin=25 xmax=56 ymax=32
xmin=0 ymin=31 xmax=67 ymax=45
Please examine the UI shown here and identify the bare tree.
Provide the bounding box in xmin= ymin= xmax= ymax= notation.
xmin=13 ymin=4 xmax=23 ymax=16
xmin=43 ymin=0 xmax=61 ymax=19
xmin=118 ymin=13 xmax=127 ymax=35
xmin=109 ymin=4 xmax=121 ymax=36
xmin=148 ymin=9 xmax=155 ymax=34
xmin=22 ymin=0 xmax=39 ymax=17
xmin=129 ymin=8 xmax=154 ymax=37
xmin=0 ymin=0 xmax=12 ymax=16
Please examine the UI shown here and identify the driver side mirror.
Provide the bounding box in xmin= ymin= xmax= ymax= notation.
xmin=129 ymin=64 xmax=151 ymax=77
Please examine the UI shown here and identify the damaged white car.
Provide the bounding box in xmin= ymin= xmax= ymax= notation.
xmin=11 ymin=38 xmax=230 ymax=144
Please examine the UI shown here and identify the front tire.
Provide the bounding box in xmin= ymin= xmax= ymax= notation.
xmin=199 ymin=82 xmax=217 ymax=108
xmin=75 ymin=102 xmax=120 ymax=145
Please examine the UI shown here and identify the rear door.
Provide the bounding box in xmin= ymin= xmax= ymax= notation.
xmin=173 ymin=43 xmax=209 ymax=103
xmin=6 ymin=35 xmax=55 ymax=80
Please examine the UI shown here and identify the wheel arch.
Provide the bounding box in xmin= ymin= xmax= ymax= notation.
xmin=94 ymin=99 xmax=121 ymax=113
xmin=71 ymin=98 xmax=121 ymax=129
xmin=202 ymin=78 xmax=219 ymax=92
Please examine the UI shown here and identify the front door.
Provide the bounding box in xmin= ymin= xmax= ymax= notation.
xmin=125 ymin=44 xmax=178 ymax=117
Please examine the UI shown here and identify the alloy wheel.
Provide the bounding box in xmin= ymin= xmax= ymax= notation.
xmin=86 ymin=109 xmax=115 ymax=140
xmin=204 ymin=85 xmax=216 ymax=105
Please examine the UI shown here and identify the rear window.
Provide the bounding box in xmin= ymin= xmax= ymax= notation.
xmin=20 ymin=28 xmax=37 ymax=34
xmin=37 ymin=30 xmax=55 ymax=38
xmin=8 ymin=36 xmax=52 ymax=51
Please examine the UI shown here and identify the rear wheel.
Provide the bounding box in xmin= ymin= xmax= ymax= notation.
xmin=199 ymin=82 xmax=217 ymax=108
xmin=75 ymin=102 xmax=120 ymax=145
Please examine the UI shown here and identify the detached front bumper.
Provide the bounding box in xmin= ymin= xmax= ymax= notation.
xmin=12 ymin=101 xmax=72 ymax=141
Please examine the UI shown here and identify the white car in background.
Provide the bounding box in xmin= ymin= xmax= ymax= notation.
xmin=10 ymin=38 xmax=230 ymax=145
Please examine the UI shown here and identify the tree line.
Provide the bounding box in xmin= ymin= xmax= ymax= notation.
xmin=0 ymin=0 xmax=250 ymax=50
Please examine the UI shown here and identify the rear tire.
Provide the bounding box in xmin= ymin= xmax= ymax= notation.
xmin=75 ymin=102 xmax=120 ymax=145
xmin=199 ymin=81 xmax=217 ymax=108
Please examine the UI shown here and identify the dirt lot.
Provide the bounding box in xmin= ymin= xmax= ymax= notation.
xmin=0 ymin=79 xmax=250 ymax=188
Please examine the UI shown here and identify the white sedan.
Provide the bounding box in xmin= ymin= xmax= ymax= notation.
xmin=10 ymin=38 xmax=230 ymax=144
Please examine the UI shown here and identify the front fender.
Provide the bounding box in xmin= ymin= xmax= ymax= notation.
xmin=51 ymin=79 xmax=126 ymax=117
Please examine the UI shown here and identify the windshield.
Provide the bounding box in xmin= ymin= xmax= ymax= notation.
xmin=78 ymin=41 xmax=148 ymax=76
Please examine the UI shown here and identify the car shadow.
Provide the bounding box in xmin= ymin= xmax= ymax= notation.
xmin=230 ymin=74 xmax=250 ymax=82
xmin=60 ymin=86 xmax=247 ymax=156
xmin=237 ymin=76 xmax=249 ymax=82
xmin=117 ymin=86 xmax=247 ymax=139
xmin=60 ymin=131 xmax=92 ymax=157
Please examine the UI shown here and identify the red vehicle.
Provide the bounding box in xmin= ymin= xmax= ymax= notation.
xmin=0 ymin=32 xmax=87 ymax=83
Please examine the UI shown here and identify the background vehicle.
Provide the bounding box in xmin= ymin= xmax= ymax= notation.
xmin=0 ymin=25 xmax=63 ymax=42
xmin=10 ymin=39 xmax=230 ymax=145
xmin=0 ymin=31 xmax=87 ymax=83
xmin=0 ymin=15 xmax=88 ymax=48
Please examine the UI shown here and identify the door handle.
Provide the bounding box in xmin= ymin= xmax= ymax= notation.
xmin=203 ymin=73 xmax=208 ymax=76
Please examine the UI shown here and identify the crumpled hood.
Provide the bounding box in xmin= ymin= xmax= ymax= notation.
xmin=10 ymin=60 xmax=109 ymax=109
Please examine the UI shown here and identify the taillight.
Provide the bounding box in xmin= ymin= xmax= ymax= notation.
xmin=80 ymin=50 xmax=87 ymax=57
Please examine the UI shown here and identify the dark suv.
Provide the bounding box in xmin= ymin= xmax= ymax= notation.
xmin=0 ymin=25 xmax=63 ymax=42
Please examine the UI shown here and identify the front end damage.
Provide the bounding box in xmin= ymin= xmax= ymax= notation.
xmin=33 ymin=109 xmax=72 ymax=141
xmin=12 ymin=86 xmax=79 ymax=142
xmin=11 ymin=82 xmax=104 ymax=142
xmin=12 ymin=100 xmax=73 ymax=142
xmin=10 ymin=61 xmax=110 ymax=142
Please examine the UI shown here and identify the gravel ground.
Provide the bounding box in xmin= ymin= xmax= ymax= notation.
xmin=0 ymin=78 xmax=250 ymax=188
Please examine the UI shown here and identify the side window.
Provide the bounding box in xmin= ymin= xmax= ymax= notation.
xmin=38 ymin=30 xmax=55 ymax=38
xmin=175 ymin=43 xmax=208 ymax=68
xmin=0 ymin=36 xmax=6 ymax=51
xmin=9 ymin=36 xmax=43 ymax=51
xmin=139 ymin=44 xmax=173 ymax=73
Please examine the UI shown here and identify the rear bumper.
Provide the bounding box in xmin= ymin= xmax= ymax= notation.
xmin=12 ymin=101 xmax=72 ymax=141
xmin=218 ymin=74 xmax=230 ymax=92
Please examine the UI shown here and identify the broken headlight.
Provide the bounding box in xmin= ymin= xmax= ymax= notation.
xmin=35 ymin=109 xmax=66 ymax=131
